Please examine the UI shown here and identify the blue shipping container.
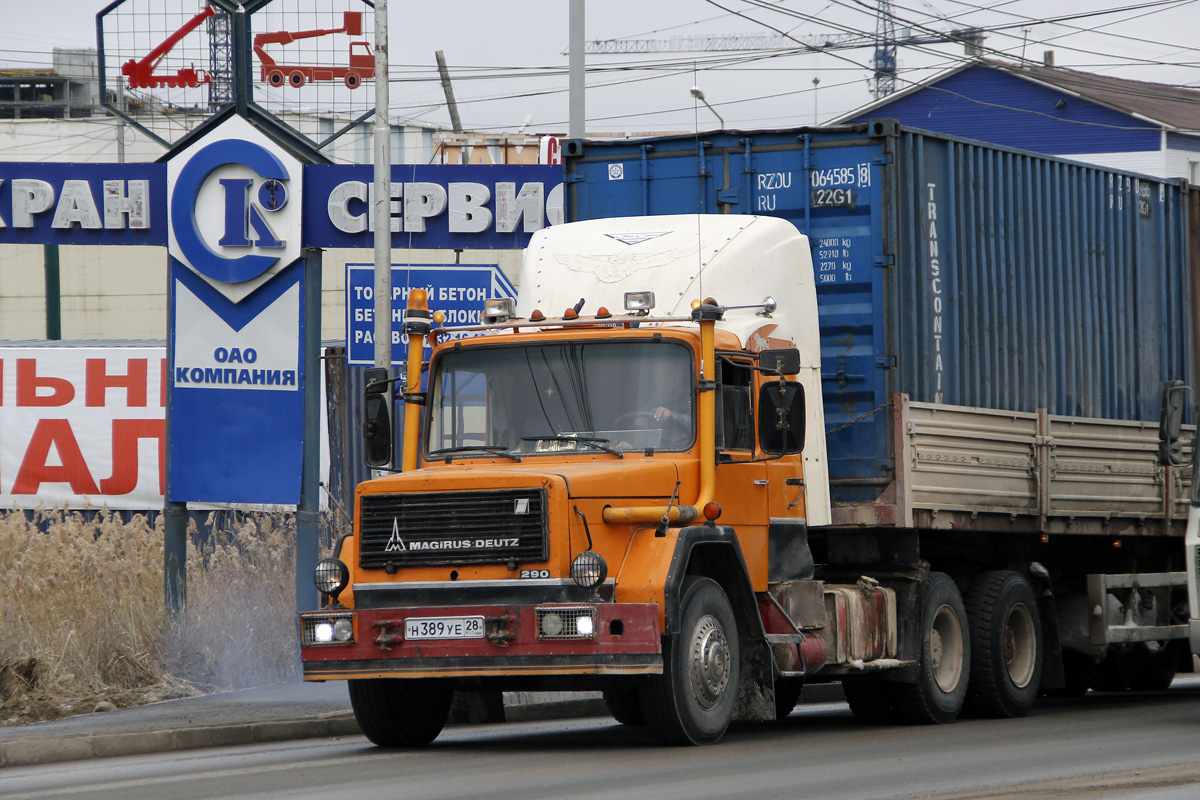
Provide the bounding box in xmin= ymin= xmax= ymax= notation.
xmin=564 ymin=121 xmax=1194 ymax=503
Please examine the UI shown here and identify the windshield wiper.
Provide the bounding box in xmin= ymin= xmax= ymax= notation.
xmin=428 ymin=446 xmax=522 ymax=462
xmin=522 ymin=436 xmax=624 ymax=458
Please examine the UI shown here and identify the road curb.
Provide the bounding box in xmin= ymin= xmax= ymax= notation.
xmin=0 ymin=683 xmax=847 ymax=768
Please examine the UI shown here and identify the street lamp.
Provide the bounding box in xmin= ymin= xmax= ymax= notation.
xmin=690 ymin=86 xmax=725 ymax=128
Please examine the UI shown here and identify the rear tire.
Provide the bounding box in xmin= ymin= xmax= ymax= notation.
xmin=348 ymin=678 xmax=453 ymax=747
xmin=774 ymin=678 xmax=804 ymax=720
xmin=603 ymin=687 xmax=645 ymax=726
xmin=891 ymin=572 xmax=970 ymax=724
xmin=964 ymin=570 xmax=1043 ymax=718
xmin=640 ymin=576 xmax=739 ymax=745
xmin=843 ymin=678 xmax=900 ymax=724
xmin=1121 ymin=641 xmax=1181 ymax=691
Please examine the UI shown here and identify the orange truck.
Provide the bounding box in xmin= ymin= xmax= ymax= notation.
xmin=300 ymin=214 xmax=1190 ymax=746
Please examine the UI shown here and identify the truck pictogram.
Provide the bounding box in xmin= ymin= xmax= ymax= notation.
xmin=121 ymin=5 xmax=215 ymax=89
xmin=254 ymin=11 xmax=374 ymax=90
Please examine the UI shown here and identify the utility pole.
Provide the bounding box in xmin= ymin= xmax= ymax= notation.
xmin=373 ymin=0 xmax=393 ymax=471
xmin=435 ymin=50 xmax=463 ymax=133
xmin=569 ymin=0 xmax=584 ymax=140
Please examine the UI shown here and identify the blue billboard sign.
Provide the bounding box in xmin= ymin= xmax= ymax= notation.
xmin=306 ymin=164 xmax=562 ymax=250
xmin=345 ymin=264 xmax=516 ymax=366
xmin=0 ymin=162 xmax=165 ymax=246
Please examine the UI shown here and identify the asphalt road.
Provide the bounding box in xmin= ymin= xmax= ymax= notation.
xmin=5 ymin=684 xmax=1200 ymax=800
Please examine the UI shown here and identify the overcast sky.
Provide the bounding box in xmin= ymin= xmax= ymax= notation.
xmin=2 ymin=0 xmax=1198 ymax=136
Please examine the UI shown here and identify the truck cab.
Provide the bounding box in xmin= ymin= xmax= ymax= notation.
xmin=299 ymin=216 xmax=899 ymax=745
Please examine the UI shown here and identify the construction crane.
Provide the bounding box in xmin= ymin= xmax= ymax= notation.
xmin=122 ymin=5 xmax=215 ymax=89
xmin=584 ymin=18 xmax=984 ymax=99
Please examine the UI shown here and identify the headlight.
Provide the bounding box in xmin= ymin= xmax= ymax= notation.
xmin=536 ymin=606 xmax=596 ymax=640
xmin=571 ymin=550 xmax=607 ymax=589
xmin=302 ymin=612 xmax=356 ymax=646
xmin=314 ymin=558 xmax=350 ymax=597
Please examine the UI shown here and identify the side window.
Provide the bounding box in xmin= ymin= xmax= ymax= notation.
xmin=717 ymin=359 xmax=754 ymax=451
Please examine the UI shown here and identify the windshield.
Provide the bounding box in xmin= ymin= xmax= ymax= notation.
xmin=427 ymin=341 xmax=695 ymax=455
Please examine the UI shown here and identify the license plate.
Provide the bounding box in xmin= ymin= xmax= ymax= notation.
xmin=404 ymin=615 xmax=486 ymax=641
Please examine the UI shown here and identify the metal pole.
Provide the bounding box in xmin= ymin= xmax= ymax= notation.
xmin=568 ymin=0 xmax=584 ymax=140
xmin=296 ymin=249 xmax=322 ymax=612
xmin=164 ymin=261 xmax=186 ymax=615
xmin=44 ymin=245 xmax=61 ymax=340
xmin=373 ymin=0 xmax=393 ymax=469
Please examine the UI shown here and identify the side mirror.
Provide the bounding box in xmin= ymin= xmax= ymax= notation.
xmin=759 ymin=380 xmax=805 ymax=455
xmin=1158 ymin=380 xmax=1188 ymax=467
xmin=364 ymin=367 xmax=393 ymax=468
xmin=759 ymin=348 xmax=801 ymax=376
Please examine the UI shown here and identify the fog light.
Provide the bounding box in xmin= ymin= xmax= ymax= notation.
xmin=623 ymin=290 xmax=655 ymax=313
xmin=484 ymin=297 xmax=516 ymax=324
xmin=314 ymin=622 xmax=335 ymax=643
xmin=571 ymin=551 xmax=608 ymax=588
xmin=314 ymin=558 xmax=349 ymax=598
xmin=576 ymin=615 xmax=594 ymax=636
xmin=332 ymin=618 xmax=354 ymax=642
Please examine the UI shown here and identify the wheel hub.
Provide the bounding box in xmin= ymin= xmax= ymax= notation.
xmin=690 ymin=614 xmax=731 ymax=710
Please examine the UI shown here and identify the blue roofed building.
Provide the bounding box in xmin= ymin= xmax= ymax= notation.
xmin=834 ymin=57 xmax=1200 ymax=181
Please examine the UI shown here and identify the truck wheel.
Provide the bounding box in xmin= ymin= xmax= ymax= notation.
xmin=964 ymin=570 xmax=1043 ymax=718
xmin=602 ymin=687 xmax=645 ymax=726
xmin=288 ymin=71 xmax=306 ymax=88
xmin=1041 ymin=648 xmax=1093 ymax=698
xmin=891 ymin=572 xmax=969 ymax=724
xmin=640 ymin=576 xmax=739 ymax=745
xmin=1121 ymin=641 xmax=1181 ymax=691
xmin=843 ymin=678 xmax=900 ymax=724
xmin=774 ymin=678 xmax=804 ymax=720
xmin=348 ymin=678 xmax=453 ymax=747
xmin=344 ymin=71 xmax=361 ymax=89
xmin=267 ymin=70 xmax=284 ymax=87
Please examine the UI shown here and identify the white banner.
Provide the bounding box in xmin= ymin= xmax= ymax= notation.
xmin=0 ymin=345 xmax=329 ymax=511
xmin=0 ymin=346 xmax=166 ymax=510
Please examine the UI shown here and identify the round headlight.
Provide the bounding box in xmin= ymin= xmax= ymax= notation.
xmin=542 ymin=612 xmax=563 ymax=637
xmin=314 ymin=622 xmax=335 ymax=643
xmin=314 ymin=558 xmax=350 ymax=596
xmin=332 ymin=618 xmax=354 ymax=642
xmin=571 ymin=551 xmax=608 ymax=589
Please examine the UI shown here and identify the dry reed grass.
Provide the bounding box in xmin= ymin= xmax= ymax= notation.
xmin=0 ymin=508 xmax=312 ymax=725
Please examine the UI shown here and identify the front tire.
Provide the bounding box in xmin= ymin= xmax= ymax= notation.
xmin=964 ymin=570 xmax=1043 ymax=718
xmin=891 ymin=572 xmax=970 ymax=724
xmin=348 ymin=678 xmax=453 ymax=747
xmin=640 ymin=576 xmax=739 ymax=745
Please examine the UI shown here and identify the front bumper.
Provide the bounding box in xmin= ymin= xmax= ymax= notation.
xmin=300 ymin=602 xmax=663 ymax=680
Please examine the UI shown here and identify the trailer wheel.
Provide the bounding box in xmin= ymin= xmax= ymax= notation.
xmin=344 ymin=71 xmax=361 ymax=89
xmin=267 ymin=70 xmax=284 ymax=87
xmin=843 ymin=678 xmax=900 ymax=724
xmin=288 ymin=71 xmax=306 ymax=88
xmin=964 ymin=570 xmax=1043 ymax=718
xmin=891 ymin=572 xmax=969 ymax=724
xmin=602 ymin=687 xmax=645 ymax=726
xmin=640 ymin=576 xmax=739 ymax=745
xmin=348 ymin=678 xmax=453 ymax=747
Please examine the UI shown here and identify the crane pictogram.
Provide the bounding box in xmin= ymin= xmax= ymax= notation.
xmin=122 ymin=5 xmax=216 ymax=89
xmin=254 ymin=11 xmax=374 ymax=90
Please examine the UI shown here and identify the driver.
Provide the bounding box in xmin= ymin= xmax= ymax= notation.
xmin=649 ymin=361 xmax=693 ymax=448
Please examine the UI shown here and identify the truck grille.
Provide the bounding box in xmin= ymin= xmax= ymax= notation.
xmin=359 ymin=488 xmax=549 ymax=568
